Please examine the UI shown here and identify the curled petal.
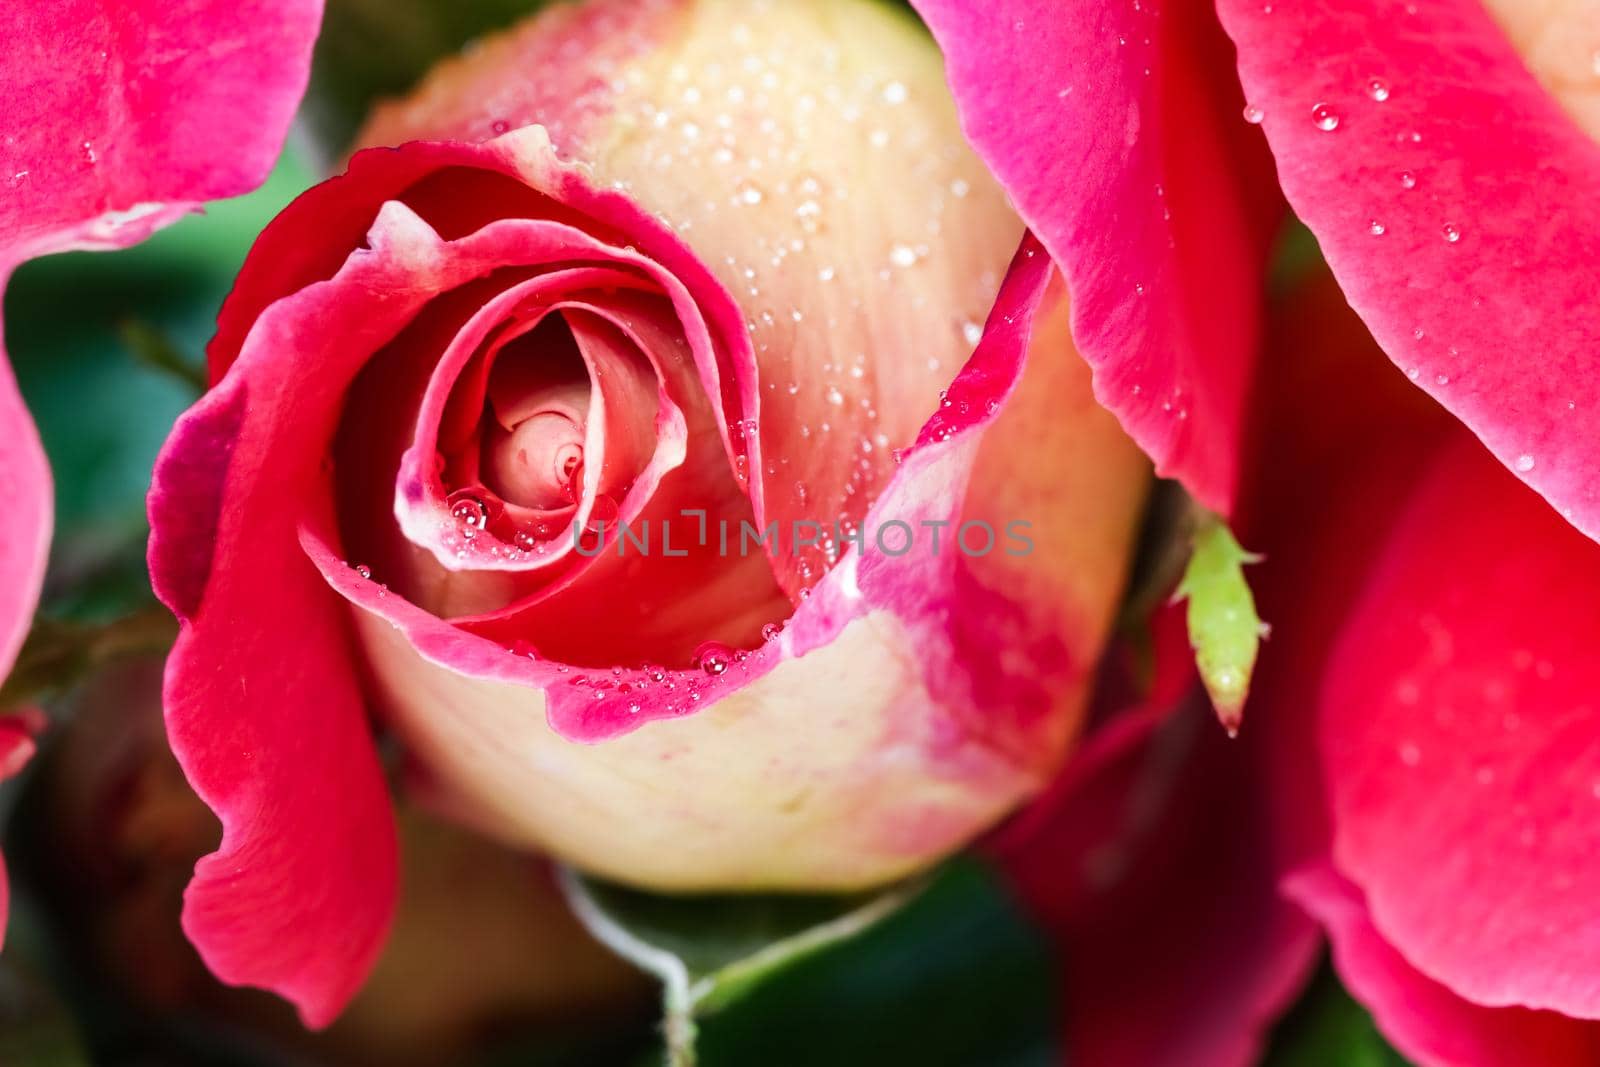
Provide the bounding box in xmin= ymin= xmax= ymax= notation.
xmin=1288 ymin=865 xmax=1600 ymax=1067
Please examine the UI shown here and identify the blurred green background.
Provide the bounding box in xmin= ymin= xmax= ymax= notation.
xmin=0 ymin=1 xmax=1414 ymax=1064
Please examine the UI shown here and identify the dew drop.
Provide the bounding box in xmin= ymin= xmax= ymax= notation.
xmin=1310 ymin=102 xmax=1340 ymax=131
xmin=1242 ymin=104 xmax=1265 ymax=125
xmin=695 ymin=643 xmax=732 ymax=676
xmin=1368 ymin=219 xmax=1386 ymax=236
xmin=449 ymin=491 xmax=489 ymax=531
xmin=889 ymin=244 xmax=918 ymax=268
xmin=1515 ymin=453 xmax=1536 ymax=473
xmin=760 ymin=622 xmax=784 ymax=642
xmin=1366 ymin=78 xmax=1390 ymax=102
xmin=354 ymin=564 xmax=372 ymax=580
xmin=1399 ymin=171 xmax=1417 ymax=190
xmin=1442 ymin=223 xmax=1461 ymax=243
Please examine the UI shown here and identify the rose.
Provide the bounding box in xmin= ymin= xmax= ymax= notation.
xmin=925 ymin=1 xmax=1600 ymax=1063
xmin=0 ymin=0 xmax=320 ymax=946
xmin=147 ymin=0 xmax=1150 ymax=1026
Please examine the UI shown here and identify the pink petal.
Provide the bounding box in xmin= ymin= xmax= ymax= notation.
xmin=909 ymin=0 xmax=1282 ymax=512
xmin=1216 ymin=0 xmax=1600 ymax=541
xmin=0 ymin=0 xmax=321 ymax=682
xmin=1321 ymin=430 xmax=1600 ymax=1019
xmin=997 ymin=611 xmax=1318 ymax=1067
xmin=1288 ymin=865 xmax=1600 ymax=1067
xmin=1 ymin=0 xmax=322 ymax=249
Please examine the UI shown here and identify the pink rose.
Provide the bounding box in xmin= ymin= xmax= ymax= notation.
xmin=0 ymin=0 xmax=321 ymax=945
xmin=919 ymin=2 xmax=1600 ymax=1065
xmin=148 ymin=0 xmax=1148 ymax=1026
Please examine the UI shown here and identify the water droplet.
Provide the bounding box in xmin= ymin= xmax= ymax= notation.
xmin=889 ymin=244 xmax=918 ymax=268
xmin=1515 ymin=454 xmax=1536 ymax=473
xmin=695 ymin=643 xmax=732 ymax=676
xmin=760 ymin=622 xmax=784 ymax=642
xmin=736 ymin=182 xmax=763 ymax=205
xmin=881 ymin=81 xmax=907 ymax=105
xmin=1368 ymin=219 xmax=1386 ymax=236
xmin=961 ymin=319 xmax=984 ymax=346
xmin=490 ymin=119 xmax=511 ymax=135
xmin=1442 ymin=223 xmax=1461 ymax=243
xmin=449 ymin=491 xmax=489 ymax=531
xmin=1310 ymin=102 xmax=1340 ymax=131
xmin=1242 ymin=104 xmax=1265 ymax=125
xmin=1398 ymin=171 xmax=1417 ymax=190
xmin=354 ymin=564 xmax=372 ymax=579
xmin=1366 ymin=78 xmax=1390 ymax=102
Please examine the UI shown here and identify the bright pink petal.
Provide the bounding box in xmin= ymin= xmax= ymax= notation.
xmin=1288 ymin=865 xmax=1600 ymax=1067
xmin=995 ymin=610 xmax=1319 ymax=1067
xmin=1216 ymin=0 xmax=1600 ymax=541
xmin=1320 ymin=430 xmax=1600 ymax=1018
xmin=909 ymin=0 xmax=1281 ymax=512
xmin=1 ymin=0 xmax=322 ymax=251
xmin=0 ymin=0 xmax=321 ymax=685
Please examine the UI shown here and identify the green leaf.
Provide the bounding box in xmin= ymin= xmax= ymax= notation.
xmin=561 ymin=869 xmax=928 ymax=1065
xmin=1175 ymin=512 xmax=1265 ymax=734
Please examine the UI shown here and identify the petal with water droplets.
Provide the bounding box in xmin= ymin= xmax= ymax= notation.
xmin=1217 ymin=0 xmax=1600 ymax=542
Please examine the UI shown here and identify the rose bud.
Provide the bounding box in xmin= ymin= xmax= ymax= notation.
xmin=148 ymin=0 xmax=1150 ymax=1023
